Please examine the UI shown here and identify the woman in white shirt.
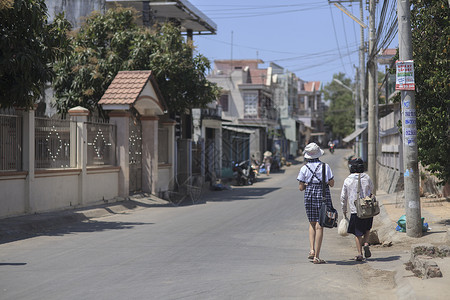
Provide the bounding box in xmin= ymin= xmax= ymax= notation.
xmin=340 ymin=157 xmax=374 ymax=261
xmin=297 ymin=143 xmax=334 ymax=264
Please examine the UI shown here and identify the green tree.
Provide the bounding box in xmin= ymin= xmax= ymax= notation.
xmin=323 ymin=73 xmax=355 ymax=140
xmin=53 ymin=7 xmax=219 ymax=117
xmin=0 ymin=0 xmax=71 ymax=109
xmin=411 ymin=0 xmax=450 ymax=183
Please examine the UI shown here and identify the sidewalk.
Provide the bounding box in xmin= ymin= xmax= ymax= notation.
xmin=372 ymin=191 xmax=450 ymax=299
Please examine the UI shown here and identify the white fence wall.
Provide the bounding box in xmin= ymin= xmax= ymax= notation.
xmin=0 ymin=107 xmax=119 ymax=219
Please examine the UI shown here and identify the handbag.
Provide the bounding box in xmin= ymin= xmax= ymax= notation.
xmin=338 ymin=217 xmax=349 ymax=236
xmin=318 ymin=163 xmax=338 ymax=228
xmin=354 ymin=174 xmax=380 ymax=219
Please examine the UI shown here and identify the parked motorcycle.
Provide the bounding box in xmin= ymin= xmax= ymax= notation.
xmin=233 ymin=160 xmax=256 ymax=185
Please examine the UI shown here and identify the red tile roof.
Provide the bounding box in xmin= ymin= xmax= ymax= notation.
xmin=99 ymin=71 xmax=154 ymax=105
xmin=304 ymin=81 xmax=321 ymax=92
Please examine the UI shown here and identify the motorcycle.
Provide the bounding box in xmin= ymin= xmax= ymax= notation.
xmin=233 ymin=160 xmax=256 ymax=185
xmin=329 ymin=144 xmax=335 ymax=154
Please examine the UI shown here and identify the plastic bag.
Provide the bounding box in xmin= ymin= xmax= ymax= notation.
xmin=338 ymin=217 xmax=349 ymax=236
xmin=396 ymin=215 xmax=429 ymax=232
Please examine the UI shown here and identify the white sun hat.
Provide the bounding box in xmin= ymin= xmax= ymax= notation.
xmin=303 ymin=142 xmax=324 ymax=159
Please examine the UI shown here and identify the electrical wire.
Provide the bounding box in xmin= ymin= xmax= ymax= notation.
xmin=329 ymin=5 xmax=349 ymax=76
xmin=341 ymin=8 xmax=355 ymax=70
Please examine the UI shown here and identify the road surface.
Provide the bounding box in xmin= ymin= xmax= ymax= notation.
xmin=0 ymin=149 xmax=396 ymax=299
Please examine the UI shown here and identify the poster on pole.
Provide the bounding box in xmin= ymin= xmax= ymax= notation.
xmin=396 ymin=60 xmax=415 ymax=90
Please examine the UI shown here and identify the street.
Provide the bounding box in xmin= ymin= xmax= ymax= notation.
xmin=0 ymin=149 xmax=396 ymax=299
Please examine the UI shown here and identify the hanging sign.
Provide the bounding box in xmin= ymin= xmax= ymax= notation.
xmin=396 ymin=60 xmax=415 ymax=90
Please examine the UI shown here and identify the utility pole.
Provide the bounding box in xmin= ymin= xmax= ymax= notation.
xmin=397 ymin=0 xmax=422 ymax=237
xmin=359 ymin=0 xmax=367 ymax=163
xmin=367 ymin=0 xmax=377 ymax=191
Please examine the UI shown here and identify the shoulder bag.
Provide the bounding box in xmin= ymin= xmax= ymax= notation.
xmin=319 ymin=163 xmax=338 ymax=228
xmin=354 ymin=174 xmax=380 ymax=219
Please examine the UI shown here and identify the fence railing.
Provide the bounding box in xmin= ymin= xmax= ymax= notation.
xmin=1 ymin=113 xmax=118 ymax=171
xmin=87 ymin=122 xmax=116 ymax=166
xmin=35 ymin=117 xmax=73 ymax=168
xmin=0 ymin=114 xmax=22 ymax=171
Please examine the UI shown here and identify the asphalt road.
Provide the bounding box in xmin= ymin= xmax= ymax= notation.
xmin=0 ymin=149 xmax=396 ymax=299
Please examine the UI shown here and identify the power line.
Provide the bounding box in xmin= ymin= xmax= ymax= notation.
xmin=204 ymin=6 xmax=329 ymax=19
xmin=329 ymin=5 xmax=349 ymax=75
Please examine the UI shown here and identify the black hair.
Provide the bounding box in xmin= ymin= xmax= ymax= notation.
xmin=349 ymin=157 xmax=364 ymax=173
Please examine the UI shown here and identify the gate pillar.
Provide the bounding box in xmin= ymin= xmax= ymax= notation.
xmin=109 ymin=110 xmax=130 ymax=198
xmin=141 ymin=116 xmax=159 ymax=194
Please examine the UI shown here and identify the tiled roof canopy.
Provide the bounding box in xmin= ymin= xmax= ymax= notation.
xmin=99 ymin=70 xmax=166 ymax=116
xmin=99 ymin=71 xmax=153 ymax=105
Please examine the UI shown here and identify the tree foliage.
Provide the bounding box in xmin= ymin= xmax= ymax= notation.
xmin=0 ymin=0 xmax=71 ymax=109
xmin=53 ymin=7 xmax=220 ymax=117
xmin=323 ymin=73 xmax=355 ymax=140
xmin=410 ymin=0 xmax=450 ymax=182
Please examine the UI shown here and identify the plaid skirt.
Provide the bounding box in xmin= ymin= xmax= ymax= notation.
xmin=304 ymin=183 xmax=333 ymax=222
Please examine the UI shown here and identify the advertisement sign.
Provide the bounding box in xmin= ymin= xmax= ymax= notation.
xmin=396 ymin=60 xmax=415 ymax=90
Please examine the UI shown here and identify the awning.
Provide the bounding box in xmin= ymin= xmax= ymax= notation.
xmin=343 ymin=126 xmax=367 ymax=143
xmin=222 ymin=126 xmax=255 ymax=134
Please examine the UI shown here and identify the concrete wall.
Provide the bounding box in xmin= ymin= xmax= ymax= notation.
xmin=0 ymin=167 xmax=119 ymax=219
xmin=377 ymin=163 xmax=404 ymax=194
xmin=0 ymin=173 xmax=27 ymax=217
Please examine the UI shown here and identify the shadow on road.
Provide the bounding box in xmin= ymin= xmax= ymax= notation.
xmin=206 ymin=187 xmax=281 ymax=203
xmin=0 ymin=221 xmax=153 ymax=245
xmin=326 ymin=255 xmax=401 ymax=266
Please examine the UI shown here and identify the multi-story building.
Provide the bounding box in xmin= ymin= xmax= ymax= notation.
xmin=269 ymin=63 xmax=302 ymax=158
xmin=296 ymin=80 xmax=327 ymax=147
xmin=208 ymin=60 xmax=278 ymax=165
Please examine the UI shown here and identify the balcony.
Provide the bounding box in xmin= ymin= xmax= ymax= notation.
xmin=241 ymin=107 xmax=278 ymax=124
xmin=200 ymin=107 xmax=222 ymax=120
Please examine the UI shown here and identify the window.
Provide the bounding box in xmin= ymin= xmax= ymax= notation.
xmin=220 ymin=94 xmax=229 ymax=112
xmin=243 ymin=92 xmax=258 ymax=117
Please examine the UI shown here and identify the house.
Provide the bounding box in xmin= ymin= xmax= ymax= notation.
xmin=297 ymin=80 xmax=327 ymax=147
xmin=208 ymin=60 xmax=278 ymax=170
xmin=269 ymin=63 xmax=303 ymax=158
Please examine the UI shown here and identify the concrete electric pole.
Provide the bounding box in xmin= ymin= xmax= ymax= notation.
xmin=359 ymin=0 xmax=367 ymax=163
xmin=367 ymin=0 xmax=377 ymax=192
xmin=397 ymin=0 xmax=422 ymax=237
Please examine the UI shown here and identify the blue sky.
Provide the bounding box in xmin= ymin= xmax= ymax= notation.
xmin=189 ymin=0 xmax=398 ymax=86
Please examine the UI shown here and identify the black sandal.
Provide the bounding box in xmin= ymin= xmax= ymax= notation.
xmin=363 ymin=245 xmax=371 ymax=258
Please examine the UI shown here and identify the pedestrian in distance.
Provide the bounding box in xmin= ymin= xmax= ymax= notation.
xmin=263 ymin=153 xmax=272 ymax=176
xmin=297 ymin=143 xmax=334 ymax=264
xmin=340 ymin=157 xmax=374 ymax=261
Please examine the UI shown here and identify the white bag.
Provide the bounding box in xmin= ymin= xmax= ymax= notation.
xmin=338 ymin=217 xmax=349 ymax=236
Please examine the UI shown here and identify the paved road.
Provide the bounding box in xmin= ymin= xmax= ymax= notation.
xmin=0 ymin=149 xmax=396 ymax=299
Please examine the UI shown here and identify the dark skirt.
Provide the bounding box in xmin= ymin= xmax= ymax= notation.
xmin=304 ymin=183 xmax=333 ymax=222
xmin=347 ymin=213 xmax=373 ymax=236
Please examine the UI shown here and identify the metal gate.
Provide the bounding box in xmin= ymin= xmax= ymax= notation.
xmin=129 ymin=115 xmax=142 ymax=193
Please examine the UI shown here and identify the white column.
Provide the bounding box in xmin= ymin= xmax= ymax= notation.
xmin=109 ymin=111 xmax=130 ymax=198
xmin=21 ymin=108 xmax=35 ymax=213
xmin=69 ymin=106 xmax=89 ymax=205
xmin=141 ymin=116 xmax=159 ymax=194
xmin=162 ymin=119 xmax=176 ymax=190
